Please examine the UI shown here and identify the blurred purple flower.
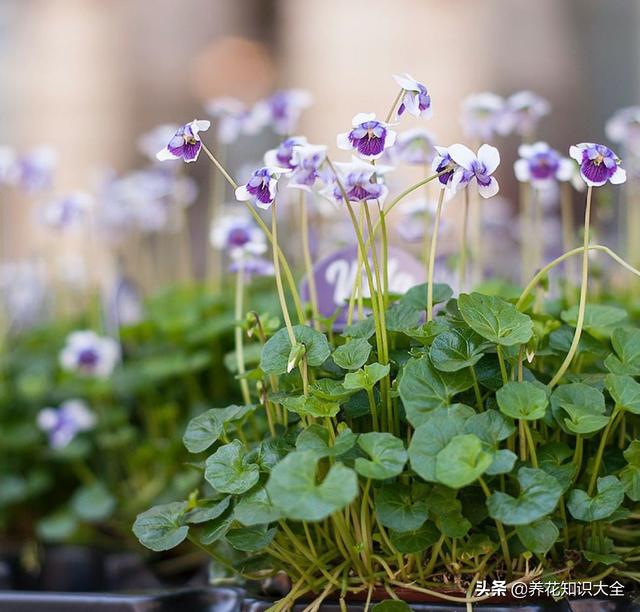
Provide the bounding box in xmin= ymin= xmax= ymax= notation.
xmin=460 ymin=93 xmax=504 ymax=141
xmin=264 ymin=136 xmax=308 ymax=169
xmin=326 ymin=157 xmax=392 ymax=205
xmin=40 ymin=192 xmax=92 ymax=230
xmin=569 ymin=143 xmax=626 ymax=187
xmin=235 ymin=166 xmax=290 ymax=209
xmin=205 ymin=97 xmax=253 ymax=144
xmin=393 ymin=73 xmax=432 ymax=118
xmin=251 ymin=90 xmax=312 ymax=135
xmin=156 ymin=120 xmax=210 ymax=163
xmin=386 ymin=128 xmax=436 ymax=165
xmin=288 ymin=144 xmax=327 ymax=191
xmin=38 ymin=400 xmax=95 ymax=449
xmin=14 ymin=146 xmax=57 ymax=193
xmin=606 ymin=106 xmax=640 ymax=156
xmin=514 ymin=142 xmax=574 ymax=187
xmin=499 ymin=91 xmax=550 ymax=137
xmin=337 ymin=113 xmax=396 ymax=161
xmin=59 ymin=330 xmax=120 ymax=379
xmin=138 ymin=124 xmax=179 ymax=161
xmin=210 ymin=210 xmax=266 ymax=260
xmin=229 ymin=256 xmax=274 ymax=278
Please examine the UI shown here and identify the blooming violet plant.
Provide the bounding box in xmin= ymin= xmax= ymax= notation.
xmin=135 ymin=76 xmax=640 ymax=610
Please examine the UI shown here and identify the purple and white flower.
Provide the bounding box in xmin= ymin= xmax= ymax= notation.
xmin=326 ymin=157 xmax=392 ymax=205
xmin=288 ymin=144 xmax=328 ymax=191
xmin=59 ymin=330 xmax=120 ymax=379
xmin=235 ymin=166 xmax=290 ymax=209
xmin=156 ymin=120 xmax=210 ymax=163
xmin=14 ymin=146 xmax=57 ymax=193
xmin=37 ymin=400 xmax=95 ymax=449
xmin=337 ymin=113 xmax=397 ymax=161
xmin=606 ymin=106 xmax=640 ymax=156
xmin=210 ymin=211 xmax=266 ymax=260
xmin=229 ymin=256 xmax=274 ymax=278
xmin=513 ymin=142 xmax=574 ymax=187
xmin=251 ymin=89 xmax=312 ymax=135
xmin=569 ymin=143 xmax=626 ymax=187
xmin=499 ymin=91 xmax=550 ymax=137
xmin=447 ymin=144 xmax=501 ymax=198
xmin=432 ymin=146 xmax=460 ymax=190
xmin=205 ymin=97 xmax=253 ymax=144
xmin=393 ymin=73 xmax=432 ymax=118
xmin=386 ymin=128 xmax=436 ymax=165
xmin=138 ymin=124 xmax=179 ymax=161
xmin=264 ymin=136 xmax=308 ymax=169
xmin=41 ymin=192 xmax=92 ymax=230
xmin=460 ymin=93 xmax=505 ymax=141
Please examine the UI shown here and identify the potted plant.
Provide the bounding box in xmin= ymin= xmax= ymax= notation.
xmin=133 ymin=79 xmax=640 ymax=610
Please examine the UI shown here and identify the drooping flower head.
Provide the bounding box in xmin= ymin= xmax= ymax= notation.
xmin=606 ymin=106 xmax=640 ymax=156
xmin=264 ymin=136 xmax=308 ymax=169
xmin=156 ymin=120 xmax=210 ymax=163
xmin=393 ymin=73 xmax=432 ymax=118
xmin=326 ymin=157 xmax=392 ymax=205
xmin=460 ymin=93 xmax=505 ymax=141
xmin=37 ymin=400 xmax=95 ymax=449
xmin=386 ymin=128 xmax=436 ymax=165
xmin=514 ymin=142 xmax=574 ymax=187
xmin=205 ymin=97 xmax=253 ymax=144
xmin=138 ymin=124 xmax=179 ymax=161
xmin=337 ymin=113 xmax=397 ymax=161
xmin=235 ymin=166 xmax=291 ymax=209
xmin=59 ymin=330 xmax=120 ymax=379
xmin=569 ymin=143 xmax=626 ymax=187
xmin=210 ymin=210 xmax=267 ymax=260
xmin=288 ymin=144 xmax=328 ymax=191
xmin=448 ymin=144 xmax=501 ymax=198
xmin=14 ymin=146 xmax=57 ymax=193
xmin=41 ymin=192 xmax=92 ymax=230
xmin=499 ymin=91 xmax=550 ymax=137
xmin=251 ymin=89 xmax=312 ymax=135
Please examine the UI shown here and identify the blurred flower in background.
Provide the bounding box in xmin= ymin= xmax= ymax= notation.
xmin=59 ymin=330 xmax=120 ymax=378
xmin=37 ymin=399 xmax=96 ymax=449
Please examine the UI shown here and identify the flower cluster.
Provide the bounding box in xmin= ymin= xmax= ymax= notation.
xmin=40 ymin=192 xmax=92 ymax=230
xmin=59 ymin=330 xmax=120 ymax=379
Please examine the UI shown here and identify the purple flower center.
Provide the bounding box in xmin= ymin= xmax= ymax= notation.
xmin=436 ymin=155 xmax=456 ymax=185
xmin=529 ymin=152 xmax=560 ymax=180
xmin=77 ymin=348 xmax=99 ymax=368
xmin=227 ymin=227 xmax=251 ymax=247
xmin=580 ymin=145 xmax=618 ymax=184
xmin=247 ymin=169 xmax=274 ymax=205
xmin=349 ymin=121 xmax=387 ymax=157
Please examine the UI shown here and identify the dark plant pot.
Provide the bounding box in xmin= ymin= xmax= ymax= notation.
xmin=0 ymin=586 xmax=243 ymax=612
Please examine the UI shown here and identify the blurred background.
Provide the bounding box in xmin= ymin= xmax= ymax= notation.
xmin=1 ymin=0 xmax=639 ymax=323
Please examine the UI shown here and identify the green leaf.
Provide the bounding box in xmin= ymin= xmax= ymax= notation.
xmin=385 ymin=303 xmax=423 ymax=332
xmin=486 ymin=449 xmax=518 ymax=476
xmin=408 ymin=407 xmax=471 ymax=482
xmin=342 ymin=317 xmax=376 ymax=339
xmin=70 ymin=483 xmax=116 ymax=522
xmin=496 ymin=381 xmax=548 ymax=421
xmin=605 ymin=374 xmax=640 ymax=414
xmin=389 ymin=521 xmax=440 ymax=553
xmin=428 ymin=486 xmax=471 ymax=537
xmin=399 ymin=355 xmax=473 ymax=427
xmin=355 ymin=432 xmax=407 ymax=480
xmin=401 ymin=282 xmax=453 ymax=311
xmin=371 ymin=601 xmax=412 ymax=612
xmin=435 ymin=434 xmax=493 ymax=488
xmin=281 ymin=395 xmax=340 ymax=418
xmin=430 ymin=328 xmax=488 ymax=372
xmin=332 ymin=338 xmax=372 ymax=370
xmin=374 ymin=484 xmax=429 ymax=532
xmin=605 ymin=327 xmax=640 ymax=375
xmin=310 ymin=379 xmax=354 ymax=403
xmin=567 ymin=476 xmax=625 ymax=521
xmin=404 ymin=319 xmax=451 ymax=346
xmin=266 ymin=451 xmax=358 ymax=521
xmin=621 ymin=440 xmax=640 ymax=501
xmin=465 ymin=410 xmax=515 ymax=446
xmin=204 ymin=440 xmax=260 ymax=495
xmin=561 ymin=304 xmax=627 ymax=339
xmin=458 ymin=293 xmax=533 ymax=346
xmin=235 ymin=487 xmax=282 ymax=526
xmin=226 ymin=525 xmax=277 ymax=552
xmin=550 ymin=383 xmax=608 ymax=434
xmin=37 ymin=510 xmax=78 ymax=542
xmin=260 ymin=325 xmax=331 ymax=375
xmin=185 ymin=497 xmax=231 ymax=524
xmin=516 ymin=519 xmax=559 ymax=554
xmin=487 ymin=467 xmax=562 ymax=525
xmin=295 ymin=425 xmax=357 ymax=458
xmin=200 ymin=510 xmax=233 ymax=545
xmin=183 ymin=410 xmax=224 ymax=453
xmin=133 ymin=502 xmax=189 ymax=551
xmin=343 ymin=363 xmax=390 ymax=391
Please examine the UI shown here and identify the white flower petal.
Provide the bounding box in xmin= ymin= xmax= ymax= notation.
xmin=352 ymin=112 xmax=376 ymax=125
xmin=393 ymin=73 xmax=418 ymax=91
xmin=610 ymin=166 xmax=627 ymax=185
xmin=156 ymin=148 xmax=179 ymax=161
xmin=448 ymin=144 xmax=477 ymax=169
xmin=478 ymin=144 xmax=500 ymax=173
xmin=336 ymin=132 xmax=352 ymax=150
xmin=513 ymin=159 xmax=531 ymax=182
xmin=478 ymin=177 xmax=499 ymax=199
xmin=235 ymin=185 xmax=252 ymax=201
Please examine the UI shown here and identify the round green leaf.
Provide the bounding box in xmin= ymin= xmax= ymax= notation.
xmin=430 ymin=328 xmax=487 ymax=372
xmin=435 ymin=434 xmax=493 ymax=488
xmin=355 ymin=432 xmax=407 ymax=480
xmin=183 ymin=409 xmax=224 ymax=453
xmin=401 ymin=282 xmax=453 ymax=311
xmin=235 ymin=487 xmax=282 ymax=526
xmin=389 ymin=521 xmax=440 ymax=553
xmin=621 ymin=440 xmax=640 ymax=501
xmin=496 ymin=381 xmax=548 ymax=421
xmin=487 ymin=467 xmax=562 ymax=525
xmin=260 ymin=325 xmax=331 ymax=375
xmin=133 ymin=502 xmax=189 ymax=551
xmin=343 ymin=363 xmax=390 ymax=392
xmin=605 ymin=327 xmax=640 ymax=375
xmin=374 ymin=483 xmax=429 ymax=532
xmin=185 ymin=497 xmax=231 ymax=524
xmin=567 ymin=476 xmax=625 ymax=521
xmin=281 ymin=395 xmax=340 ymax=418
xmin=332 ymin=338 xmax=372 ymax=370
xmin=70 ymin=483 xmax=116 ymax=522
xmin=561 ymin=304 xmax=627 ymax=339
xmin=37 ymin=510 xmax=78 ymax=542
xmin=464 ymin=410 xmax=515 ymax=446
xmin=266 ymin=451 xmax=358 ymax=521
xmin=605 ymin=374 xmax=640 ymax=414
xmin=226 ymin=525 xmax=277 ymax=552
xmin=550 ymin=383 xmax=608 ymax=434
xmin=516 ymin=518 xmax=559 ymax=554
xmin=458 ymin=293 xmax=533 ymax=346
xmin=204 ymin=440 xmax=260 ymax=495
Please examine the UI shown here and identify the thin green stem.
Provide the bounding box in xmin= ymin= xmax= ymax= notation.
xmin=470 ymin=366 xmax=483 ymax=411
xmin=271 ymin=204 xmax=296 ymax=346
xmin=427 ymin=189 xmax=446 ymax=321
xmin=478 ymin=477 xmax=512 ymax=571
xmin=460 ymin=187 xmax=469 ymax=291
xmin=496 ymin=345 xmax=508 ymax=384
xmin=548 ymin=185 xmax=593 ymax=388
xmin=234 ymin=261 xmax=251 ymax=405
xmin=588 ymin=406 xmax=622 ymax=496
xmin=300 ymin=191 xmax=320 ymax=330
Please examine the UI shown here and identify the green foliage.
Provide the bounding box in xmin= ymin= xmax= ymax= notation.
xmin=260 ymin=325 xmax=331 ymax=374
